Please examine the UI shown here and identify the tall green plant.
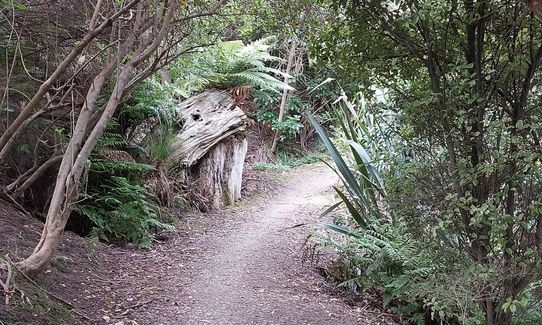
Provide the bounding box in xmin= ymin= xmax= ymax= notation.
xmin=308 ymin=80 xmax=386 ymax=229
xmin=310 ymin=87 xmax=540 ymax=324
xmin=310 ymin=1 xmax=542 ymax=323
xmin=76 ymin=122 xmax=173 ymax=248
xmin=171 ymin=37 xmax=294 ymax=97
xmin=310 ymin=105 xmax=437 ymax=321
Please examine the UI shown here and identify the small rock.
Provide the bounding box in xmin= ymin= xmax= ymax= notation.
xmin=102 ymin=315 xmax=111 ymax=322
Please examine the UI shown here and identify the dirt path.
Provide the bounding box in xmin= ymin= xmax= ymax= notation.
xmin=0 ymin=164 xmax=398 ymax=325
xmin=177 ymin=164 xmax=359 ymax=324
xmin=97 ymin=164 xmax=393 ymax=325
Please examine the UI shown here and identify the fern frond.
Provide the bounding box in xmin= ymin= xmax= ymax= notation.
xmin=77 ymin=175 xmax=173 ymax=248
xmin=97 ymin=132 xmax=126 ymax=148
xmin=90 ymin=158 xmax=155 ymax=173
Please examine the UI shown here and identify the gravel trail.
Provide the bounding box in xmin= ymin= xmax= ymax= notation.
xmin=102 ymin=165 xmax=391 ymax=325
xmin=177 ymin=164 xmax=363 ymax=324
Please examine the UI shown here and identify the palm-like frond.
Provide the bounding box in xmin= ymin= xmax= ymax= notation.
xmin=174 ymin=37 xmax=294 ymax=95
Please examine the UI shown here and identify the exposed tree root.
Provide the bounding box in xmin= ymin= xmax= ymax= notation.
xmin=0 ymin=258 xmax=14 ymax=304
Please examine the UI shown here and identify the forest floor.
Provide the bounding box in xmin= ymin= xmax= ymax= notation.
xmin=1 ymin=164 xmax=400 ymax=325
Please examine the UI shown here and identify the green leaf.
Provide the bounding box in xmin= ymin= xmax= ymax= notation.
xmin=334 ymin=186 xmax=368 ymax=228
xmin=308 ymin=114 xmax=364 ymax=200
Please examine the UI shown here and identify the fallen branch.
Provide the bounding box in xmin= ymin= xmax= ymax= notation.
xmin=277 ymin=223 xmax=309 ymax=232
xmin=120 ymin=298 xmax=155 ymax=316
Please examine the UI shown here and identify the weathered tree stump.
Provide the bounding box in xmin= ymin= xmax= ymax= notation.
xmin=190 ymin=135 xmax=248 ymax=209
xmin=173 ymin=89 xmax=249 ymax=209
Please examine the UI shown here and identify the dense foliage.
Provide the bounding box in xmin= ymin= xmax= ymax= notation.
xmin=309 ymin=1 xmax=542 ymax=323
xmin=171 ymin=38 xmax=292 ymax=97
xmin=3 ymin=0 xmax=542 ymax=323
xmin=76 ymin=125 xmax=173 ymax=248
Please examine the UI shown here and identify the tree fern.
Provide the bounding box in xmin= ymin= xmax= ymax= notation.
xmin=172 ymin=37 xmax=294 ymax=96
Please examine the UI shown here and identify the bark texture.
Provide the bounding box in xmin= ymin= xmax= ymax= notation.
xmin=192 ymin=136 xmax=248 ymax=209
xmin=174 ymin=89 xmax=250 ymax=209
xmin=173 ymin=89 xmax=248 ymax=166
xmin=17 ymin=0 xmax=180 ymax=274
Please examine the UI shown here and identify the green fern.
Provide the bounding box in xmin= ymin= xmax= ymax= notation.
xmin=97 ymin=132 xmax=126 ymax=148
xmin=172 ymin=37 xmax=294 ymax=96
xmin=78 ymin=177 xmax=174 ymax=248
xmin=90 ymin=158 xmax=155 ymax=173
xmin=76 ymin=118 xmax=171 ymax=248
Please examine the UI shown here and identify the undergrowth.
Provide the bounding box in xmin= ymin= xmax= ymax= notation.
xmin=76 ymin=122 xmax=175 ymax=248
xmin=311 ymin=81 xmax=542 ymax=324
xmin=251 ymin=147 xmax=326 ymax=170
xmin=78 ymin=177 xmax=174 ymax=248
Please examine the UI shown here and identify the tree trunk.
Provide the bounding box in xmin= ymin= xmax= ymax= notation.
xmin=172 ymin=89 xmax=250 ymax=209
xmin=192 ymin=135 xmax=248 ymax=209
xmin=172 ymin=89 xmax=249 ymax=166
xmin=16 ymin=66 xmax=133 ymax=274
xmin=17 ymin=182 xmax=78 ymax=274
xmin=17 ymin=1 xmax=179 ymax=274
xmin=270 ymin=41 xmax=297 ymax=154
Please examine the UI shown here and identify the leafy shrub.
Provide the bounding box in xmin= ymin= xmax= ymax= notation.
xmin=252 ymin=88 xmax=281 ymax=107
xmin=253 ymin=90 xmax=309 ymax=143
xmin=311 ymin=84 xmax=542 ymax=324
xmin=255 ymin=107 xmax=303 ymax=140
xmin=511 ymin=280 xmax=542 ymax=324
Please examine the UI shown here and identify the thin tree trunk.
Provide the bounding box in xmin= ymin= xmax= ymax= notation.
xmin=0 ymin=0 xmax=141 ymax=162
xmin=485 ymin=299 xmax=494 ymax=325
xmin=270 ymin=41 xmax=297 ymax=154
xmin=16 ymin=184 xmax=78 ymax=273
xmin=17 ymin=68 xmax=135 ymax=275
xmin=17 ymin=0 xmax=179 ymax=275
xmin=7 ymin=155 xmax=63 ymax=195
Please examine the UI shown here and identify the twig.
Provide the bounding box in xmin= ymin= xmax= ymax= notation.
xmin=120 ymin=298 xmax=154 ymax=316
xmin=0 ymin=192 xmax=29 ymax=216
xmin=6 ymin=258 xmax=91 ymax=320
xmin=277 ymin=223 xmax=313 ymax=232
